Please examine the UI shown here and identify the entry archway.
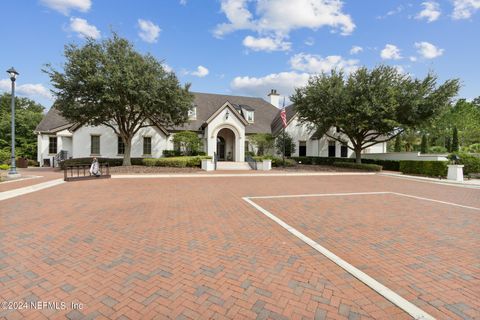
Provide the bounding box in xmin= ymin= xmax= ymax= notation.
xmin=216 ymin=128 xmax=235 ymax=161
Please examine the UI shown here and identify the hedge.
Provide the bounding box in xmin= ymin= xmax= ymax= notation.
xmin=291 ymin=156 xmax=400 ymax=171
xmin=454 ymin=153 xmax=480 ymax=176
xmin=399 ymin=160 xmax=448 ymax=177
xmin=253 ymin=156 xmax=296 ymax=167
xmin=333 ymin=162 xmax=382 ymax=172
xmin=60 ymin=157 xmax=144 ymax=169
xmin=143 ymin=156 xmax=211 ymax=168
xmin=0 ymin=164 xmax=9 ymax=170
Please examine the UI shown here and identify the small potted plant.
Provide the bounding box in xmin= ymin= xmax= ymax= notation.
xmin=447 ymin=154 xmax=464 ymax=182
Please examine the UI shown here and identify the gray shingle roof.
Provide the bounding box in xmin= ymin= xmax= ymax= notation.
xmin=35 ymin=107 xmax=72 ymax=133
xmin=35 ymin=92 xmax=281 ymax=134
xmin=172 ymin=92 xmax=280 ymax=133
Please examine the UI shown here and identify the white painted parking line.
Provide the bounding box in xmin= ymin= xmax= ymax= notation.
xmin=391 ymin=192 xmax=480 ymax=211
xmin=0 ymin=179 xmax=65 ymax=201
xmin=249 ymin=191 xmax=390 ymax=200
xmin=243 ymin=192 xmax=436 ymax=320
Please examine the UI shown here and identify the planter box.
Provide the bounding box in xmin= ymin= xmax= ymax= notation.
xmin=447 ymin=164 xmax=464 ymax=182
xmin=256 ymin=159 xmax=272 ymax=171
xmin=17 ymin=158 xmax=28 ymax=168
xmin=201 ymin=159 xmax=215 ymax=171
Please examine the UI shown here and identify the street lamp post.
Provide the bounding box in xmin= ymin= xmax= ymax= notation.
xmin=6 ymin=67 xmax=19 ymax=177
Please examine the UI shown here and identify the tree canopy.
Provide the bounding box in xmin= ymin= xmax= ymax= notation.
xmin=172 ymin=131 xmax=203 ymax=156
xmin=0 ymin=93 xmax=44 ymax=162
xmin=292 ymin=65 xmax=459 ymax=162
xmin=45 ymin=33 xmax=194 ymax=165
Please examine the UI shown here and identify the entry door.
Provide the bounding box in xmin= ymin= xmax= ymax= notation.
xmin=341 ymin=144 xmax=348 ymax=157
xmin=328 ymin=141 xmax=336 ymax=157
xmin=217 ymin=137 xmax=225 ymax=160
xmin=299 ymin=141 xmax=306 ymax=157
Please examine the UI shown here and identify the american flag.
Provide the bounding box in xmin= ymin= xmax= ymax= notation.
xmin=280 ymin=98 xmax=287 ymax=128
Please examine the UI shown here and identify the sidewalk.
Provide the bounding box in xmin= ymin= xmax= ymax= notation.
xmin=0 ymin=167 xmax=63 ymax=192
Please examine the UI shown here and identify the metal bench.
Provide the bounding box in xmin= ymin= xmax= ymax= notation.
xmin=64 ymin=163 xmax=111 ymax=182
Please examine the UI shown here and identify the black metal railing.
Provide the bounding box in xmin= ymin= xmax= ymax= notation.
xmin=64 ymin=163 xmax=111 ymax=181
xmin=245 ymin=154 xmax=257 ymax=170
xmin=53 ymin=150 xmax=68 ymax=167
xmin=213 ymin=152 xmax=218 ymax=170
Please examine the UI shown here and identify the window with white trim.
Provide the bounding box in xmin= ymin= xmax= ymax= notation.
xmin=246 ymin=111 xmax=254 ymax=123
xmin=188 ymin=106 xmax=197 ymax=120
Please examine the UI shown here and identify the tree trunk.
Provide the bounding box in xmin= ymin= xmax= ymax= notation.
xmin=355 ymin=146 xmax=362 ymax=164
xmin=123 ymin=137 xmax=132 ymax=166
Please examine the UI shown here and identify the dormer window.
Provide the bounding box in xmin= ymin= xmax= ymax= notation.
xmin=246 ymin=111 xmax=254 ymax=123
xmin=188 ymin=106 xmax=197 ymax=120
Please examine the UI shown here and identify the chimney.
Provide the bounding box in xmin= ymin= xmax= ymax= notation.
xmin=268 ymin=89 xmax=280 ymax=108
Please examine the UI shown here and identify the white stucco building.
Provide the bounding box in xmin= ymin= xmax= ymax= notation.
xmin=35 ymin=90 xmax=387 ymax=167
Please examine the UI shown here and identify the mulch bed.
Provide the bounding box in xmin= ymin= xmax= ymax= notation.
xmin=272 ymin=164 xmax=366 ymax=172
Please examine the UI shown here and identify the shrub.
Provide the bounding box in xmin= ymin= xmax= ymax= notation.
xmin=453 ymin=153 xmax=480 ymax=175
xmin=0 ymin=149 xmax=10 ymax=164
xmin=172 ymin=131 xmax=203 ymax=156
xmin=290 ymin=156 xmax=400 ymax=171
xmin=429 ymin=146 xmax=447 ymax=153
xmin=28 ymin=159 xmax=39 ymax=167
xmin=0 ymin=164 xmax=9 ymax=170
xmin=60 ymin=157 xmax=144 ymax=169
xmin=333 ymin=162 xmax=382 ymax=171
xmin=142 ymin=156 xmax=211 ymax=168
xmin=400 ymin=160 xmax=448 ymax=177
xmin=163 ymin=150 xmax=182 ymax=157
xmin=468 ymin=143 xmax=480 ymax=153
xmin=254 ymin=155 xmax=296 ymax=167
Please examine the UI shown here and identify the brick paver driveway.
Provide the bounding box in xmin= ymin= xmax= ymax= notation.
xmin=0 ymin=174 xmax=479 ymax=319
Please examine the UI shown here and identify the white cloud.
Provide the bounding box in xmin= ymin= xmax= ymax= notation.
xmin=304 ymin=37 xmax=315 ymax=46
xmin=415 ymin=41 xmax=444 ymax=59
xmin=190 ymin=66 xmax=209 ymax=78
xmin=40 ymin=0 xmax=91 ymax=15
xmin=242 ymin=35 xmax=291 ymax=52
xmin=452 ymin=0 xmax=480 ymax=19
xmin=0 ymin=79 xmax=53 ymax=101
xmin=416 ymin=1 xmax=441 ymax=22
xmin=179 ymin=0 xmax=187 ymax=5
xmin=138 ymin=19 xmax=161 ymax=43
xmin=380 ymin=44 xmax=402 ymax=60
xmin=70 ymin=17 xmax=101 ymax=39
xmin=409 ymin=56 xmax=418 ymax=62
xmin=349 ymin=45 xmax=363 ymax=55
xmin=290 ymin=53 xmax=359 ymax=74
xmin=231 ymin=71 xmax=310 ymax=103
xmin=377 ymin=5 xmax=404 ymax=19
xmin=214 ymin=0 xmax=355 ymax=50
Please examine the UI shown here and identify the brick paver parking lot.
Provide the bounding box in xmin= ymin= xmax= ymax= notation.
xmin=0 ymin=174 xmax=479 ymax=319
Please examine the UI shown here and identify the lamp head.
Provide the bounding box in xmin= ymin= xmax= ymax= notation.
xmin=6 ymin=67 xmax=19 ymax=81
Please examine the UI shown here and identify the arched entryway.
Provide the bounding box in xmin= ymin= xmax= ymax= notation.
xmin=216 ymin=128 xmax=235 ymax=161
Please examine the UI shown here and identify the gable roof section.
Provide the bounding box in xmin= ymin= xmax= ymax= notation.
xmin=172 ymin=92 xmax=280 ymax=134
xmin=204 ymin=101 xmax=250 ymax=126
xmin=35 ymin=107 xmax=72 ymax=133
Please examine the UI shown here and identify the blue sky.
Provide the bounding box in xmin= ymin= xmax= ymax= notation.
xmin=1 ymin=0 xmax=479 ymax=109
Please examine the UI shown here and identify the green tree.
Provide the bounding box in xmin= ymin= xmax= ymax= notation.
xmin=420 ymin=134 xmax=428 ymax=154
xmin=275 ymin=132 xmax=296 ymax=157
xmin=394 ymin=135 xmax=402 ymax=152
xmin=0 ymin=93 xmax=45 ymax=161
xmin=452 ymin=127 xmax=459 ymax=152
xmin=172 ymin=131 xmax=202 ymax=155
xmin=249 ymin=133 xmax=274 ymax=156
xmin=445 ymin=136 xmax=451 ymax=152
xmin=44 ymin=33 xmax=193 ymax=165
xmin=292 ymin=66 xmax=459 ymax=163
